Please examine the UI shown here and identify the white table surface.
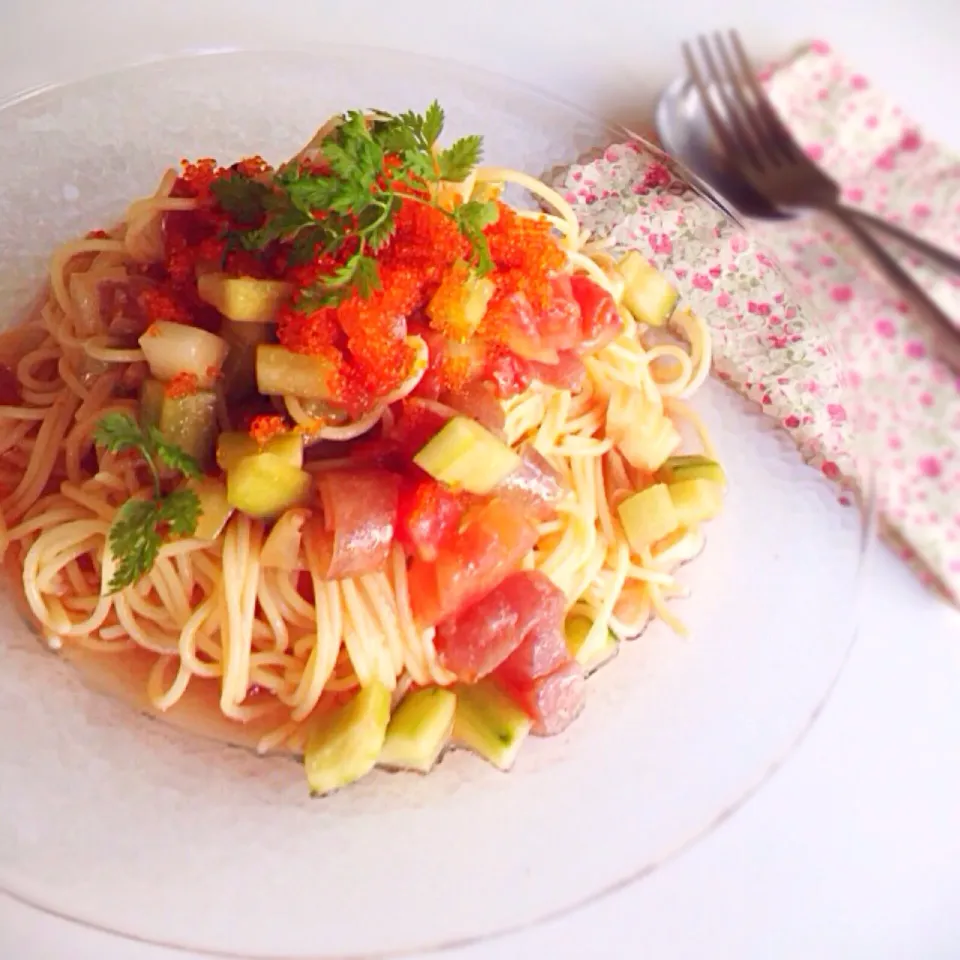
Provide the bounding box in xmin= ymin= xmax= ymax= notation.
xmin=3 ymin=1 xmax=960 ymax=958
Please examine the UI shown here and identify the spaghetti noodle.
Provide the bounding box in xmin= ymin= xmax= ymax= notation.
xmin=0 ymin=107 xmax=722 ymax=778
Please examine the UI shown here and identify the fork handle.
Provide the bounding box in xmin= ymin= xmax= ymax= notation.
xmin=837 ymin=204 xmax=960 ymax=275
xmin=828 ymin=209 xmax=960 ymax=373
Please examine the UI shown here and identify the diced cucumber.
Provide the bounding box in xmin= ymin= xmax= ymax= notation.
xmin=226 ymin=451 xmax=312 ymax=519
xmin=452 ymin=679 xmax=532 ymax=771
xmin=426 ymin=262 xmax=496 ymax=340
xmin=668 ymin=478 xmax=724 ymax=527
xmin=617 ymin=483 xmax=680 ymax=554
xmin=157 ymin=391 xmax=218 ymax=467
xmin=379 ymin=687 xmax=457 ymax=773
xmin=615 ymin=250 xmax=678 ymax=327
xmin=186 ymin=476 xmax=234 ymax=541
xmin=657 ymin=454 xmax=726 ymax=486
xmin=303 ymin=681 xmax=391 ymax=795
xmin=197 ymin=273 xmax=293 ymax=323
xmin=256 ymin=345 xmax=335 ymax=400
xmin=413 ymin=416 xmax=520 ymax=494
xmin=216 ymin=430 xmax=303 ymax=472
xmin=564 ymin=614 xmax=618 ymax=672
xmin=139 ymin=378 xmax=165 ymax=430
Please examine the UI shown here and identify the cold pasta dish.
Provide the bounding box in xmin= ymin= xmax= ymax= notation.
xmin=0 ymin=103 xmax=725 ymax=793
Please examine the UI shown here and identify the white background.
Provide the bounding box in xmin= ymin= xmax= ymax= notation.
xmin=2 ymin=1 xmax=960 ymax=958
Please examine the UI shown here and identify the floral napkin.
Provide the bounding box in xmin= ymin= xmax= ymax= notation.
xmin=546 ymin=41 xmax=960 ymax=602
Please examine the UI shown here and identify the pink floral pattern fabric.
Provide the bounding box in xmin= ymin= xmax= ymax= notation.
xmin=548 ymin=41 xmax=960 ymax=601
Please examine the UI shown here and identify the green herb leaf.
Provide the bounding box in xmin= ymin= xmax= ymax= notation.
xmin=93 ymin=412 xmax=149 ymax=456
xmin=422 ymin=100 xmax=445 ymax=148
xmin=157 ymin=488 xmax=202 ymax=538
xmin=148 ymin=427 xmax=202 ymax=479
xmin=211 ymin=174 xmax=272 ymax=225
xmin=94 ymin=414 xmax=203 ymax=592
xmin=106 ymin=498 xmax=164 ymax=593
xmin=453 ymin=200 xmax=499 ymax=275
xmin=436 ymin=135 xmax=483 ymax=182
xmin=353 ymin=255 xmax=382 ymax=298
xmin=227 ymin=102 xmax=488 ymax=305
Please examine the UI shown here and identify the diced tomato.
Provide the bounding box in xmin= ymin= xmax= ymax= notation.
xmin=492 ymin=574 xmax=568 ymax=685
xmin=489 ymin=290 xmax=569 ymax=364
xmin=494 ymin=445 xmax=563 ymax=520
xmin=435 ymin=570 xmax=564 ymax=683
xmin=438 ymin=381 xmax=505 ymax=435
xmin=497 ymin=621 xmax=569 ymax=686
xmin=499 ymin=659 xmax=586 ymax=736
xmin=309 ymin=468 xmax=400 ymax=579
xmin=396 ymin=477 xmax=464 ymax=562
xmin=410 ymin=498 xmax=538 ymax=627
xmin=483 ymin=346 xmax=532 ymax=399
xmin=435 ymin=581 xmax=526 ymax=682
xmin=538 ymin=274 xmax=583 ymax=351
xmin=527 ymin=350 xmax=586 ymax=392
xmin=569 ymin=275 xmax=622 ymax=353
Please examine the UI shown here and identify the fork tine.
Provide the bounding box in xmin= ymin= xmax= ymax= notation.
xmin=727 ymin=30 xmax=803 ymax=164
xmin=681 ymin=40 xmax=742 ymax=162
xmin=696 ymin=33 xmax=768 ymax=170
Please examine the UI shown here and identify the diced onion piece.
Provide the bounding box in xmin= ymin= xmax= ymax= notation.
xmin=617 ymin=483 xmax=680 ymax=554
xmin=256 ymin=345 xmax=335 ymax=400
xmin=413 ymin=415 xmax=521 ymax=495
xmin=197 ymin=273 xmax=293 ymax=323
xmin=188 ymin=476 xmax=234 ymax=541
xmin=260 ymin=507 xmax=311 ymax=570
xmin=606 ymin=382 xmax=680 ymax=472
xmin=138 ymin=321 xmax=229 ymax=388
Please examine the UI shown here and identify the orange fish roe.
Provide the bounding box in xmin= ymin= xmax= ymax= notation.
xmin=383 ymin=200 xmax=468 ymax=279
xmin=276 ymin=304 xmax=341 ymax=355
xmin=165 ymin=372 xmax=199 ymax=399
xmin=425 ymin=261 xmax=477 ymax=342
xmin=233 ymin=155 xmax=270 ymax=179
xmin=177 ymin=158 xmax=219 ymax=201
xmin=485 ymin=204 xmax=565 ymax=308
xmin=248 ymin=415 xmax=288 ymax=444
xmin=138 ymin=286 xmax=192 ymax=326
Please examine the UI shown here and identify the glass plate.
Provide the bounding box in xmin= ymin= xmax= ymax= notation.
xmin=0 ymin=48 xmax=874 ymax=958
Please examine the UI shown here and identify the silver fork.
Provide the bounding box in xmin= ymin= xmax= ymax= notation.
xmin=684 ymin=31 xmax=960 ymax=369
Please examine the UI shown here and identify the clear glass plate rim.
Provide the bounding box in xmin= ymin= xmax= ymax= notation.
xmin=0 ymin=44 xmax=879 ymax=960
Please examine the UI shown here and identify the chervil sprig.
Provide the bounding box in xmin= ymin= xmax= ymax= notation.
xmin=215 ymin=101 xmax=498 ymax=306
xmin=93 ymin=413 xmax=202 ymax=592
